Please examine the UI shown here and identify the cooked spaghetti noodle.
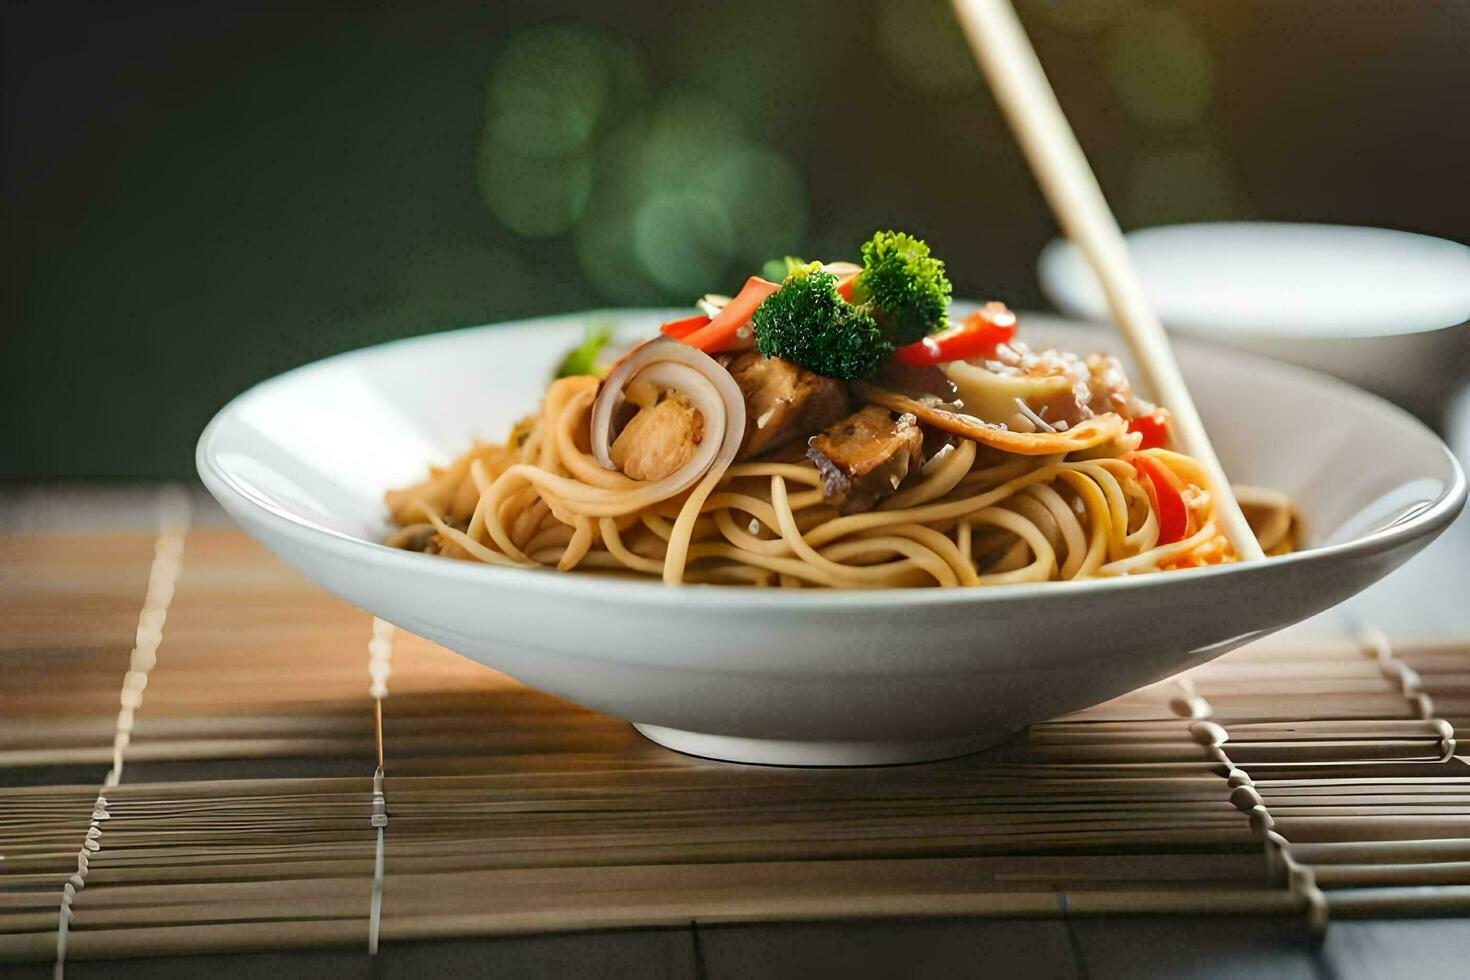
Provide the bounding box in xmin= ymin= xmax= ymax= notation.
xmin=385 ymin=344 xmax=1297 ymax=588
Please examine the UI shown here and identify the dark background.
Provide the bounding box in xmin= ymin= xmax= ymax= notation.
xmin=4 ymin=0 xmax=1467 ymax=479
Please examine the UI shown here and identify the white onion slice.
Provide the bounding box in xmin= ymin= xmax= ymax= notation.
xmin=589 ymin=337 xmax=747 ymax=507
xmin=943 ymin=359 xmax=1073 ymax=422
xmin=697 ymin=293 xmax=730 ymax=318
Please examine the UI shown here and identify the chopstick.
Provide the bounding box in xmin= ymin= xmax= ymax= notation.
xmin=949 ymin=0 xmax=1266 ymax=562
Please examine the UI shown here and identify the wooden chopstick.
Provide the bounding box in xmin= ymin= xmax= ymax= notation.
xmin=949 ymin=0 xmax=1265 ymax=561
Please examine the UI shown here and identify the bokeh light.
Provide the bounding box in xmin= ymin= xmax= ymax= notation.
xmin=478 ymin=24 xmax=646 ymax=248
xmin=631 ymin=91 xmax=752 ymax=200
xmin=484 ymin=24 xmax=645 ymax=157
xmin=691 ymin=146 xmax=808 ymax=270
xmin=480 ymin=25 xmax=811 ymax=302
xmin=632 ymin=191 xmax=736 ymax=295
xmin=477 ymin=137 xmax=592 ymax=238
xmin=1102 ymin=7 xmax=1214 ymax=129
xmin=573 ymin=200 xmax=655 ymax=303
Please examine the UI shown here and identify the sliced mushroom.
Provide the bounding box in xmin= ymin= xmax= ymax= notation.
xmin=807 ymin=406 xmax=924 ymax=514
xmin=724 ymin=351 xmax=850 ymax=459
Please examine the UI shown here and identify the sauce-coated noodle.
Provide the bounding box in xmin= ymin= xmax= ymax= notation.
xmin=387 ymin=373 xmax=1298 ymax=588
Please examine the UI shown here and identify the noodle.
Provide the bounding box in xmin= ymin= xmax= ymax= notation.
xmin=387 ymin=352 xmax=1298 ymax=589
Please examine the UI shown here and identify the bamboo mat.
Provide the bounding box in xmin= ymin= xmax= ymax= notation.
xmin=2 ymin=492 xmax=1469 ymax=969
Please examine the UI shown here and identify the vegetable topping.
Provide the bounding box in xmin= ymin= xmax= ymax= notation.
xmin=674 ymin=276 xmax=779 ymax=353
xmin=1131 ymin=454 xmax=1189 ymax=544
xmin=658 ymin=313 xmax=711 ymax=341
xmin=1127 ymin=409 xmax=1172 ymax=450
xmin=751 ymin=262 xmax=892 ymax=381
xmin=850 ymin=230 xmax=953 ymax=346
xmin=665 ymin=230 xmax=955 ymax=379
xmin=894 ymin=302 xmax=1016 ymax=367
xmin=554 ymin=322 xmax=613 ymax=378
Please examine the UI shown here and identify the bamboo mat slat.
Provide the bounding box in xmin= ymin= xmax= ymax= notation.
xmin=2 ymin=496 xmax=1469 ymax=967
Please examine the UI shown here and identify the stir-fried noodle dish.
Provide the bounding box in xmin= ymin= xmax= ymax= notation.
xmin=387 ymin=231 xmax=1298 ymax=588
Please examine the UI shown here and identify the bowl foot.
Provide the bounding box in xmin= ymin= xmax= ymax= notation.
xmin=633 ymin=723 xmax=1008 ymax=767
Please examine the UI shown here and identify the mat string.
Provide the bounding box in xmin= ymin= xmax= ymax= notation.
xmin=1358 ymin=625 xmax=1457 ymax=760
xmin=1175 ymin=675 xmax=1330 ymax=939
xmin=367 ymin=618 xmax=394 ymax=955
xmin=55 ymin=486 xmax=191 ymax=980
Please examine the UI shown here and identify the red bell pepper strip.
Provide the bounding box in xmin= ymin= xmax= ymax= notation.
xmin=1127 ymin=409 xmax=1171 ymax=450
xmin=893 ymin=303 xmax=1018 ymax=367
xmin=836 ymin=274 xmax=857 ymax=302
xmin=677 ymin=277 xmax=779 ymax=353
xmin=659 ymin=314 xmax=710 ymax=340
xmin=1132 ymin=455 xmax=1189 ymax=545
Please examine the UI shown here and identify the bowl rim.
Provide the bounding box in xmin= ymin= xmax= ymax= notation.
xmin=196 ymin=309 xmax=1467 ymax=610
xmin=1039 ymin=221 xmax=1470 ymax=341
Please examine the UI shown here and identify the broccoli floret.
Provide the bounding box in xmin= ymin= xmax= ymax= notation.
xmin=852 ymin=230 xmax=952 ymax=346
xmin=752 ymin=263 xmax=892 ymax=380
xmin=760 ymin=255 xmax=807 ymax=282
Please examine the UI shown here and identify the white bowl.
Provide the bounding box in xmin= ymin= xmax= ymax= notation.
xmin=1039 ymin=223 xmax=1470 ymax=420
xmin=197 ymin=311 xmax=1465 ymax=766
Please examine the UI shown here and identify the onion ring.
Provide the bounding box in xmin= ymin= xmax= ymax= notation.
xmin=589 ymin=337 xmax=747 ymax=509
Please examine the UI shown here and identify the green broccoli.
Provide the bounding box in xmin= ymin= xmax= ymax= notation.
xmin=851 ymin=230 xmax=952 ymax=346
xmin=752 ymin=263 xmax=891 ymax=380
